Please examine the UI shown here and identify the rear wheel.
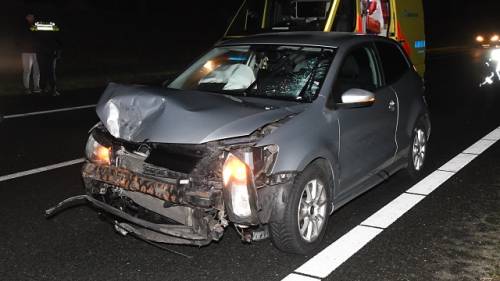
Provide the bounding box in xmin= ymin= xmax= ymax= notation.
xmin=270 ymin=161 xmax=332 ymax=254
xmin=407 ymin=122 xmax=428 ymax=178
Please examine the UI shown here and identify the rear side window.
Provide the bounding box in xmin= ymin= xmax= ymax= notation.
xmin=375 ymin=42 xmax=411 ymax=85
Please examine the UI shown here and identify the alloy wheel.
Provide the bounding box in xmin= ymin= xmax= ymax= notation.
xmin=412 ymin=129 xmax=427 ymax=171
xmin=297 ymin=179 xmax=328 ymax=242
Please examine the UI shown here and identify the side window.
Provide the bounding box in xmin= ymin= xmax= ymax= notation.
xmin=375 ymin=42 xmax=411 ymax=85
xmin=334 ymin=46 xmax=381 ymax=101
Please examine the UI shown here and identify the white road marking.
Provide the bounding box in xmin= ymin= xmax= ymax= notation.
xmin=3 ymin=104 xmax=96 ymax=119
xmin=284 ymin=126 xmax=500 ymax=280
xmin=439 ymin=153 xmax=477 ymax=172
xmin=406 ymin=170 xmax=455 ymax=196
xmin=0 ymin=158 xmax=85 ymax=182
xmin=295 ymin=226 xmax=383 ymax=278
xmin=281 ymin=273 xmax=322 ymax=281
xmin=483 ymin=128 xmax=500 ymax=141
xmin=463 ymin=139 xmax=496 ymax=155
xmin=361 ymin=193 xmax=426 ymax=229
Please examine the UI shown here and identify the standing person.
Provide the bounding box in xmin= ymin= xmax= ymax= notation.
xmin=20 ymin=14 xmax=41 ymax=94
xmin=35 ymin=21 xmax=62 ymax=96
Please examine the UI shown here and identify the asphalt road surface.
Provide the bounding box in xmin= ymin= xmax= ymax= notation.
xmin=0 ymin=49 xmax=499 ymax=281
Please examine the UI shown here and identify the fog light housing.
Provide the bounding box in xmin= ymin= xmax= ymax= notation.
xmin=222 ymin=153 xmax=259 ymax=223
xmin=85 ymin=134 xmax=111 ymax=165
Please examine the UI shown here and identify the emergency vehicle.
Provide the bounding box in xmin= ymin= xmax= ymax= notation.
xmin=224 ymin=0 xmax=426 ymax=76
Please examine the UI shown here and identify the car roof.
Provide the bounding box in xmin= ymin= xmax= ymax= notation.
xmin=218 ymin=31 xmax=384 ymax=48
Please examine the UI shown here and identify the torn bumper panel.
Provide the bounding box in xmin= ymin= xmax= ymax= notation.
xmin=45 ymin=161 xmax=227 ymax=246
xmin=45 ymin=195 xmax=221 ymax=246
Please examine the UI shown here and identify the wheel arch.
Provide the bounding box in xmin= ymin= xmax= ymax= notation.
xmin=300 ymin=157 xmax=338 ymax=200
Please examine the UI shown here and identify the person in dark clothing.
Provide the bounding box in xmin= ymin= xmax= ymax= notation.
xmin=20 ymin=14 xmax=41 ymax=94
xmin=35 ymin=22 xmax=62 ymax=96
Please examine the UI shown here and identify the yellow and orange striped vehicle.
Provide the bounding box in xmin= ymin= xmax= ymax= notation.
xmin=224 ymin=0 xmax=426 ymax=76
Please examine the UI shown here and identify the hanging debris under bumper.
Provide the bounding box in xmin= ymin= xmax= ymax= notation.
xmin=45 ymin=161 xmax=228 ymax=246
xmin=45 ymin=194 xmax=224 ymax=246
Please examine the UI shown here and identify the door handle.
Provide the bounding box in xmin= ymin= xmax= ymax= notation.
xmin=388 ymin=100 xmax=396 ymax=111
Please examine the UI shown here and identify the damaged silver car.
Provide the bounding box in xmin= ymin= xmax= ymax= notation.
xmin=47 ymin=32 xmax=431 ymax=254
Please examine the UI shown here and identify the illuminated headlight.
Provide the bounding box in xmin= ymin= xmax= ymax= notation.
xmin=85 ymin=134 xmax=111 ymax=165
xmin=223 ymin=154 xmax=253 ymax=218
xmin=221 ymin=145 xmax=278 ymax=222
xmin=491 ymin=49 xmax=500 ymax=62
xmin=203 ymin=60 xmax=215 ymax=71
xmin=491 ymin=35 xmax=499 ymax=42
xmin=476 ymin=35 xmax=484 ymax=43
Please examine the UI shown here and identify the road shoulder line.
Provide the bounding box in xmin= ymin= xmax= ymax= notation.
xmin=3 ymin=104 xmax=96 ymax=119
xmin=282 ymin=273 xmax=322 ymax=281
xmin=0 ymin=158 xmax=85 ymax=182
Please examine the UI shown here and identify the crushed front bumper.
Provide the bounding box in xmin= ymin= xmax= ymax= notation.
xmin=46 ymin=162 xmax=294 ymax=246
xmin=45 ymin=162 xmax=226 ymax=246
xmin=45 ymin=195 xmax=222 ymax=246
xmin=82 ymin=162 xmax=219 ymax=208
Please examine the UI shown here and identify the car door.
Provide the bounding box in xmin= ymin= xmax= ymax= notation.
xmin=374 ymin=40 xmax=417 ymax=158
xmin=333 ymin=43 xmax=398 ymax=195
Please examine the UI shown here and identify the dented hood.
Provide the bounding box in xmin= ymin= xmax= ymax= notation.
xmin=96 ymin=83 xmax=306 ymax=144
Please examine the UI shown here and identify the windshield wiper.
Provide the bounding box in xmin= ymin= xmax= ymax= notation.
xmin=222 ymin=94 xmax=244 ymax=103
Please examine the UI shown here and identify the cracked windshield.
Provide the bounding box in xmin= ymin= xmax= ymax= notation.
xmin=169 ymin=45 xmax=335 ymax=102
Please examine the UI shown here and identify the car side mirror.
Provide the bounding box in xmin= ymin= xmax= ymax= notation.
xmin=336 ymin=88 xmax=375 ymax=109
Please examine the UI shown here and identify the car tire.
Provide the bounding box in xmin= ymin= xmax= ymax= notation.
xmin=406 ymin=120 xmax=428 ymax=178
xmin=269 ymin=161 xmax=332 ymax=254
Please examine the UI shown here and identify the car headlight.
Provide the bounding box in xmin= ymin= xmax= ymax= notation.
xmin=85 ymin=134 xmax=111 ymax=165
xmin=223 ymin=153 xmax=253 ymax=218
xmin=476 ymin=35 xmax=484 ymax=43
xmin=221 ymin=144 xmax=279 ymax=221
xmin=491 ymin=35 xmax=499 ymax=42
xmin=223 ymin=154 xmax=248 ymax=186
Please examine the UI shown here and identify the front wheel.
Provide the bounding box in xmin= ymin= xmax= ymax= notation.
xmin=269 ymin=161 xmax=332 ymax=254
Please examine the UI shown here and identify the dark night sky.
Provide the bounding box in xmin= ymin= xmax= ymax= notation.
xmin=423 ymin=0 xmax=500 ymax=39
xmin=0 ymin=1 xmax=241 ymax=73
xmin=1 ymin=0 xmax=500 ymax=74
xmin=2 ymin=0 xmax=500 ymax=44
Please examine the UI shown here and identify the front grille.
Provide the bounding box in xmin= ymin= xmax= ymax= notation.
xmin=145 ymin=144 xmax=208 ymax=174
